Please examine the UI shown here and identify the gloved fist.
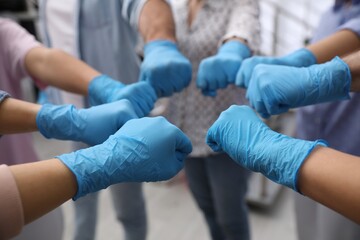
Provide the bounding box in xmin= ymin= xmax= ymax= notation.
xmin=36 ymin=99 xmax=137 ymax=145
xmin=57 ymin=117 xmax=193 ymax=200
xmin=139 ymin=40 xmax=192 ymax=97
xmin=197 ymin=41 xmax=251 ymax=97
xmin=206 ymin=105 xmax=326 ymax=191
xmin=88 ymin=75 xmax=157 ymax=117
xmin=236 ymin=48 xmax=317 ymax=88
xmin=246 ymin=57 xmax=351 ymax=118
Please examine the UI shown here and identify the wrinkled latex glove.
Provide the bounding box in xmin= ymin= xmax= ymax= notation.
xmin=57 ymin=117 xmax=193 ymax=200
xmin=197 ymin=41 xmax=251 ymax=97
xmin=206 ymin=105 xmax=327 ymax=191
xmin=236 ymin=48 xmax=317 ymax=88
xmin=36 ymin=99 xmax=137 ymax=146
xmin=88 ymin=75 xmax=157 ymax=117
xmin=139 ymin=40 xmax=192 ymax=97
xmin=246 ymin=57 xmax=351 ymax=118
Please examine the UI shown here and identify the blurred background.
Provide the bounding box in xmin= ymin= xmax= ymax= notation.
xmin=1 ymin=0 xmax=333 ymax=239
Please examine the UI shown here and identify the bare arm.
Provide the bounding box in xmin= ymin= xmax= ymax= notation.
xmin=25 ymin=47 xmax=101 ymax=95
xmin=342 ymin=50 xmax=360 ymax=91
xmin=138 ymin=0 xmax=176 ymax=43
xmin=0 ymin=98 xmax=40 ymax=134
xmin=307 ymin=30 xmax=360 ymax=64
xmin=9 ymin=159 xmax=77 ymax=224
xmin=298 ymin=147 xmax=360 ymax=224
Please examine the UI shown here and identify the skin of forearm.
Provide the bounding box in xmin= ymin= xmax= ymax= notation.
xmin=10 ymin=159 xmax=77 ymax=224
xmin=139 ymin=0 xmax=176 ymax=43
xmin=343 ymin=50 xmax=360 ymax=91
xmin=306 ymin=30 xmax=360 ymax=64
xmin=25 ymin=47 xmax=101 ymax=96
xmin=0 ymin=98 xmax=40 ymax=134
xmin=298 ymin=147 xmax=360 ymax=224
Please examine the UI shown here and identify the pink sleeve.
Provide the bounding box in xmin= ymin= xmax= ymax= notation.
xmin=0 ymin=18 xmax=47 ymax=89
xmin=0 ymin=165 xmax=24 ymax=239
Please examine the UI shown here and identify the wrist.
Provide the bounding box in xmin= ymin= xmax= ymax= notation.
xmin=144 ymin=34 xmax=176 ymax=44
xmin=281 ymin=48 xmax=317 ymax=67
xmin=36 ymin=104 xmax=80 ymax=141
xmin=219 ymin=41 xmax=251 ymax=59
xmin=292 ymin=139 xmax=328 ymax=192
xmin=262 ymin=132 xmax=327 ymax=191
xmin=56 ymin=146 xmax=106 ymax=200
xmin=88 ymin=75 xmax=125 ymax=105
xmin=308 ymin=57 xmax=351 ymax=103
xmin=143 ymin=40 xmax=178 ymax=56
xmin=56 ymin=151 xmax=84 ymax=200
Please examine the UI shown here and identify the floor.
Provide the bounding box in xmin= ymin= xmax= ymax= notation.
xmin=33 ymin=133 xmax=298 ymax=240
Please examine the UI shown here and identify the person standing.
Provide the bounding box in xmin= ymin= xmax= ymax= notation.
xmin=294 ymin=1 xmax=360 ymax=239
xmin=166 ymin=0 xmax=260 ymax=239
xmin=234 ymin=0 xmax=360 ymax=239
xmin=38 ymin=1 xmax=191 ymax=239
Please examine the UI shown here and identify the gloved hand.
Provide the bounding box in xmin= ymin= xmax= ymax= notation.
xmin=246 ymin=57 xmax=351 ymax=118
xmin=36 ymin=99 xmax=137 ymax=146
xmin=139 ymin=40 xmax=192 ymax=97
xmin=57 ymin=117 xmax=193 ymax=200
xmin=206 ymin=105 xmax=327 ymax=191
xmin=88 ymin=75 xmax=157 ymax=117
xmin=197 ymin=41 xmax=251 ymax=97
xmin=236 ymin=48 xmax=317 ymax=88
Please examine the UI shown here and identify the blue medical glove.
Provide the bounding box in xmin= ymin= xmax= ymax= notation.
xmin=197 ymin=41 xmax=251 ymax=97
xmin=236 ymin=48 xmax=317 ymax=88
xmin=36 ymin=99 xmax=137 ymax=146
xmin=206 ymin=105 xmax=327 ymax=191
xmin=88 ymin=75 xmax=157 ymax=117
xmin=246 ymin=57 xmax=351 ymax=118
xmin=57 ymin=117 xmax=193 ymax=200
xmin=139 ymin=40 xmax=192 ymax=97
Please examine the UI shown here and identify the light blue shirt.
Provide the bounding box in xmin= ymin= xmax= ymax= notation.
xmin=38 ymin=0 xmax=147 ymax=105
xmin=296 ymin=1 xmax=360 ymax=155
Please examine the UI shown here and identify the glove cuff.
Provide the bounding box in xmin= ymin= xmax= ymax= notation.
xmin=56 ymin=146 xmax=111 ymax=200
xmin=219 ymin=41 xmax=251 ymax=59
xmin=36 ymin=104 xmax=81 ymax=141
xmin=292 ymin=139 xmax=328 ymax=192
xmin=329 ymin=56 xmax=351 ymax=99
xmin=56 ymin=135 xmax=125 ymax=200
xmin=88 ymin=75 xmax=125 ymax=106
xmin=309 ymin=56 xmax=351 ymax=103
xmin=281 ymin=48 xmax=317 ymax=67
xmin=143 ymin=40 xmax=178 ymax=56
xmin=36 ymin=104 xmax=53 ymax=139
xmin=56 ymin=152 xmax=84 ymax=200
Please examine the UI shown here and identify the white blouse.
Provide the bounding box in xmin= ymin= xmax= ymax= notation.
xmin=165 ymin=0 xmax=261 ymax=157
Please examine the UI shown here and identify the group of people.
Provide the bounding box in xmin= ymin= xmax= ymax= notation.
xmin=1 ymin=0 xmax=360 ymax=239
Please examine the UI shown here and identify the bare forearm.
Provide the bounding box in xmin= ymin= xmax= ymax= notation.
xmin=343 ymin=50 xmax=360 ymax=91
xmin=0 ymin=98 xmax=40 ymax=134
xmin=298 ymin=147 xmax=360 ymax=224
xmin=10 ymin=159 xmax=77 ymax=224
xmin=307 ymin=30 xmax=360 ymax=64
xmin=139 ymin=0 xmax=176 ymax=43
xmin=25 ymin=47 xmax=100 ymax=95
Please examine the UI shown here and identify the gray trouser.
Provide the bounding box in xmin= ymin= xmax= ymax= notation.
xmin=74 ymin=183 xmax=147 ymax=240
xmin=185 ymin=153 xmax=251 ymax=240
